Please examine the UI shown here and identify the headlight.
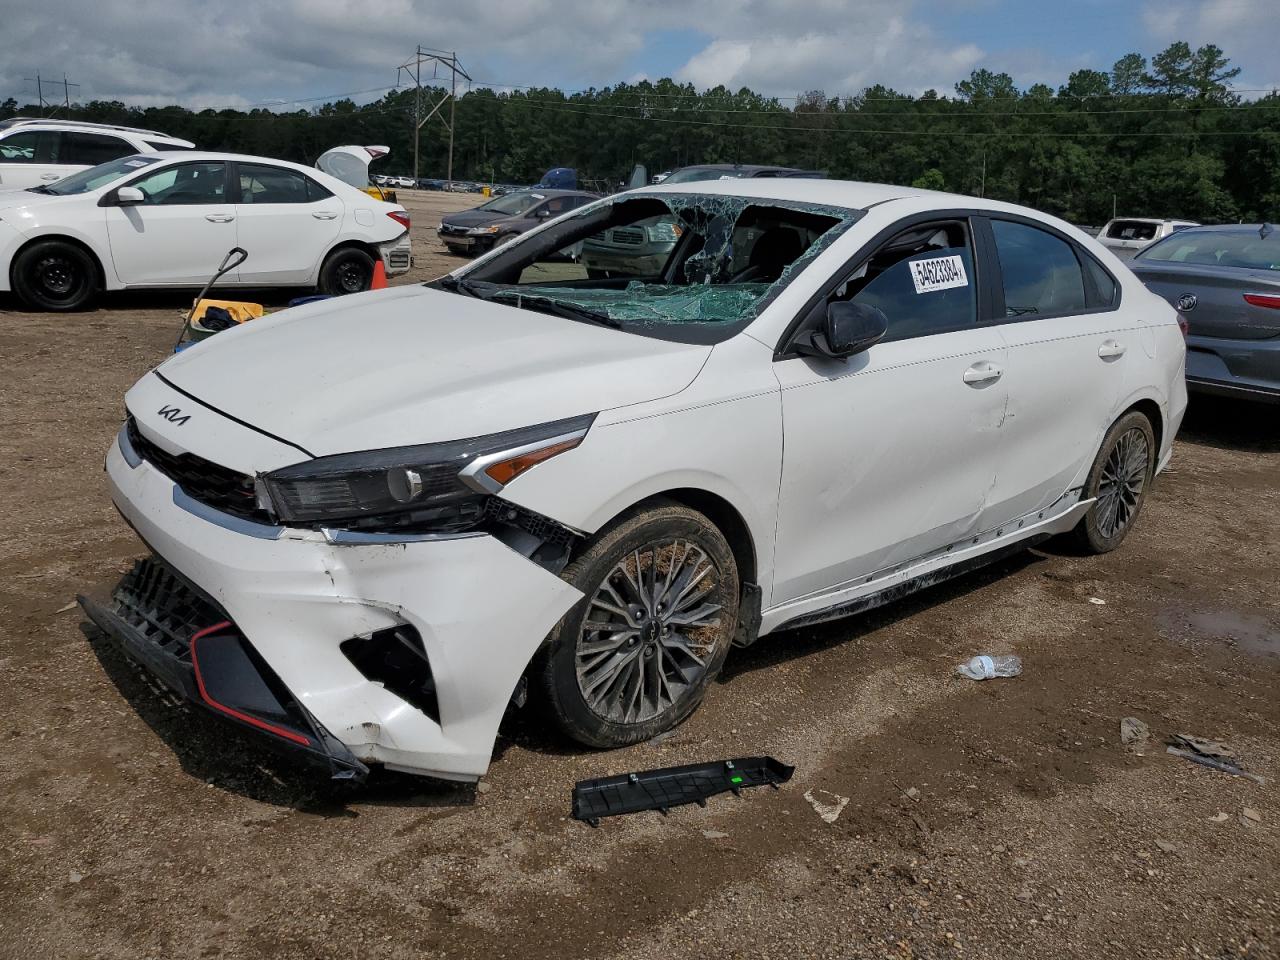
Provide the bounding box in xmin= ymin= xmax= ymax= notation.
xmin=467 ymin=225 xmax=501 ymax=235
xmin=260 ymin=414 xmax=594 ymax=532
xmin=647 ymin=221 xmax=684 ymax=242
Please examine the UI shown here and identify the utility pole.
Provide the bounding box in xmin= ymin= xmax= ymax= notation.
xmin=22 ymin=74 xmax=79 ymax=117
xmin=397 ymin=46 xmax=470 ymax=188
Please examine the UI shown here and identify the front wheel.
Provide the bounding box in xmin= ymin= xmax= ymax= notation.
xmin=12 ymin=241 xmax=98 ymax=311
xmin=1072 ymin=411 xmax=1156 ymax=554
xmin=537 ymin=503 xmax=739 ymax=748
xmin=318 ymin=247 xmax=376 ymax=295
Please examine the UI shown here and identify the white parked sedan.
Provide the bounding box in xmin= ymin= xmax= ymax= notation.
xmin=0 ymin=151 xmax=412 ymax=310
xmin=82 ymin=178 xmax=1186 ymax=782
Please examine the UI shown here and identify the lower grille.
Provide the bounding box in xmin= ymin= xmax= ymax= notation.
xmin=126 ymin=417 xmax=273 ymax=524
xmin=111 ymin=557 xmax=227 ymax=663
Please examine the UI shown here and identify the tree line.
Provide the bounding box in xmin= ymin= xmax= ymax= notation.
xmin=5 ymin=41 xmax=1278 ymax=225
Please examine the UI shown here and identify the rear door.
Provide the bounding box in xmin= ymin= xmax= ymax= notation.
xmin=233 ymin=162 xmax=342 ymax=284
xmin=771 ymin=215 xmax=1008 ymax=604
xmin=981 ymin=216 xmax=1129 ymax=526
xmin=0 ymin=129 xmax=66 ymax=189
xmin=105 ymin=160 xmax=237 ymax=285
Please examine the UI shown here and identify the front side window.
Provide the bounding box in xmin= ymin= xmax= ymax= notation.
xmin=237 ymin=163 xmax=328 ymax=203
xmin=433 ymin=193 xmax=858 ymax=344
xmin=128 ymin=161 xmax=227 ymax=205
xmin=63 ymin=132 xmax=134 ymax=166
xmin=992 ymin=219 xmax=1087 ymax=317
xmin=831 ymin=220 xmax=977 ymax=342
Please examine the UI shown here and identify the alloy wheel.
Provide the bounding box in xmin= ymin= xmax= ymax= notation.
xmin=575 ymin=539 xmax=724 ymax=725
xmin=1095 ymin=427 xmax=1149 ymax=539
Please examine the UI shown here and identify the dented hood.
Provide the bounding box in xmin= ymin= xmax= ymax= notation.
xmin=157 ymin=284 xmax=710 ymax=456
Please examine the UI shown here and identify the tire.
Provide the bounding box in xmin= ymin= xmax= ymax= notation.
xmin=537 ymin=502 xmax=740 ymax=748
xmin=494 ymin=232 xmax=519 ymax=248
xmin=1071 ymin=411 xmax=1157 ymax=554
xmin=318 ymin=247 xmax=376 ymax=296
xmin=12 ymin=240 xmax=98 ymax=311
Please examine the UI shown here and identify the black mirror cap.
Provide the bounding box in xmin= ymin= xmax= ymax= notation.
xmin=794 ymin=301 xmax=888 ymax=360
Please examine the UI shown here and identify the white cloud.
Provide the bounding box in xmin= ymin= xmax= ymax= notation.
xmin=1139 ymin=0 xmax=1279 ymax=91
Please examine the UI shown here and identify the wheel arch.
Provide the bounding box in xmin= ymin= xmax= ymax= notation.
xmin=1119 ymin=396 xmax=1164 ymax=455
xmin=571 ymin=486 xmax=759 ymax=590
xmin=10 ymin=232 xmax=108 ymax=291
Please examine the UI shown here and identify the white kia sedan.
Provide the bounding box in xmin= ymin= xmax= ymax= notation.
xmin=81 ymin=178 xmax=1187 ymax=782
xmin=0 ymin=151 xmax=412 ymax=310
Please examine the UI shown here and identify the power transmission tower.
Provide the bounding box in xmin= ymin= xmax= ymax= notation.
xmin=22 ymin=74 xmax=80 ymax=116
xmin=397 ymin=46 xmax=470 ymax=187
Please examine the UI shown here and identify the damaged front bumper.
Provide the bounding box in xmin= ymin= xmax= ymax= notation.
xmin=78 ymin=560 xmax=368 ymax=780
xmin=100 ymin=423 xmax=583 ymax=781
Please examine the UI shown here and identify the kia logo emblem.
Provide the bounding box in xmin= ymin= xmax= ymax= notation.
xmin=158 ymin=405 xmax=190 ymax=426
xmin=1176 ymin=293 xmax=1198 ymax=312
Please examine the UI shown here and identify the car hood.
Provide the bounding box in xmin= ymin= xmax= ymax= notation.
xmin=441 ymin=209 xmax=512 ymax=228
xmin=157 ymin=284 xmax=711 ymax=457
xmin=0 ymin=189 xmax=75 ymax=214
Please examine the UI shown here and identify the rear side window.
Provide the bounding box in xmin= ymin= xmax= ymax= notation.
xmin=992 ymin=220 xmax=1087 ymax=318
xmin=835 ymin=220 xmax=977 ymax=341
xmin=237 ymin=163 xmax=331 ymax=203
xmin=63 ymin=132 xmax=135 ymax=166
xmin=1082 ymin=256 xmax=1118 ymax=307
xmin=0 ymin=130 xmax=59 ymax=163
xmin=1106 ymin=220 xmax=1158 ymax=241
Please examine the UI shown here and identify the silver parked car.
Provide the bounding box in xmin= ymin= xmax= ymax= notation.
xmin=1096 ymin=217 xmax=1199 ymax=260
xmin=1131 ymin=224 xmax=1280 ymax=403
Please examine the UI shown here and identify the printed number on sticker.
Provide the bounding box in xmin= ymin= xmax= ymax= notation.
xmin=910 ymin=255 xmax=968 ymax=294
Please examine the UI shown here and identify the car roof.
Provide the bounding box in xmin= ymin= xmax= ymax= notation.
xmin=1162 ymin=223 xmax=1272 ymax=235
xmin=675 ymin=164 xmax=805 ymax=174
xmin=146 ymin=150 xmax=326 ymax=172
xmin=0 ymin=116 xmax=191 ymax=144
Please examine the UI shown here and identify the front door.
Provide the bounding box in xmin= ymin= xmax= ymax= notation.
xmin=105 ymin=160 xmax=237 ymax=286
xmin=771 ymin=217 xmax=1008 ymax=606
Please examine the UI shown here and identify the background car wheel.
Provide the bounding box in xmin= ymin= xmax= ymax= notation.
xmin=12 ymin=241 xmax=98 ymax=311
xmin=537 ymin=501 xmax=740 ymax=748
xmin=494 ymin=232 xmax=519 ymax=248
xmin=1072 ymin=411 xmax=1156 ymax=554
xmin=318 ymin=248 xmax=376 ymax=295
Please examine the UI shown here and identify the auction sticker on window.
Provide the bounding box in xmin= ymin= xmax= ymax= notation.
xmin=910 ymin=255 xmax=968 ymax=294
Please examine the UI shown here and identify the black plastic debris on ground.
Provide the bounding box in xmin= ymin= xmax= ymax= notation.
xmin=572 ymin=756 xmax=795 ymax=827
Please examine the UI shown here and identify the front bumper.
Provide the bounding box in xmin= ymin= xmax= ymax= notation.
xmin=101 ymin=428 xmax=583 ymax=780
xmin=1186 ymin=334 xmax=1280 ymax=404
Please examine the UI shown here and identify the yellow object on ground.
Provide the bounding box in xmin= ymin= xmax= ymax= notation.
xmin=190 ymin=298 xmax=264 ymax=326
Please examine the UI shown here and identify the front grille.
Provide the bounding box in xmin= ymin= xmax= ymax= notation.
xmin=126 ymin=417 xmax=272 ymax=524
xmin=610 ymin=227 xmax=644 ymax=246
xmin=439 ymin=223 xmax=471 ymax=236
xmin=111 ymin=557 xmax=228 ymax=663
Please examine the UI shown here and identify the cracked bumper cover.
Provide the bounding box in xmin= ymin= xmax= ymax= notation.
xmin=101 ymin=433 xmax=584 ymax=781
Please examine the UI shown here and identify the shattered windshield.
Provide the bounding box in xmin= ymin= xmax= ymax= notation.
xmin=434 ymin=192 xmax=860 ymax=344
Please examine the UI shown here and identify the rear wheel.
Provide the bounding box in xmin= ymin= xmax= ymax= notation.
xmin=318 ymin=247 xmax=376 ymax=295
xmin=1072 ymin=411 xmax=1156 ymax=554
xmin=537 ymin=503 xmax=739 ymax=747
xmin=12 ymin=240 xmax=98 ymax=311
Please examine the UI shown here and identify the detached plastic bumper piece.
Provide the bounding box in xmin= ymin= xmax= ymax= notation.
xmin=78 ymin=557 xmax=368 ymax=782
xmin=571 ymin=756 xmax=795 ymax=827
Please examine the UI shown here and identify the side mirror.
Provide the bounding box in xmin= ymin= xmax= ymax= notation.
xmin=794 ymin=301 xmax=888 ymax=360
xmin=115 ymin=186 xmax=145 ymax=205
xmin=536 ymin=208 xmax=552 ymax=218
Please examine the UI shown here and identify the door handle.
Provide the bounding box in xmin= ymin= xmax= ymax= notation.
xmin=40 ymin=173 xmax=60 ymax=181
xmin=1098 ymin=339 xmax=1127 ymax=359
xmin=312 ymin=211 xmax=339 ymax=220
xmin=205 ymin=214 xmax=235 ymax=223
xmin=962 ymin=361 xmax=1003 ymax=385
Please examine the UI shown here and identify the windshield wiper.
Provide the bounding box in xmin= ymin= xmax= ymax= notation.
xmin=26 ymin=185 xmax=52 ymax=195
xmin=507 ymin=295 xmax=623 ymax=330
xmin=433 ymin=275 xmax=484 ymax=298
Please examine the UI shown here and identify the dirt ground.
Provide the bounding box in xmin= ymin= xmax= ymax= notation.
xmin=1 ymin=190 xmax=1278 ymax=959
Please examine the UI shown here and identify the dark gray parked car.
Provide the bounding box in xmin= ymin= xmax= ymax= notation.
xmin=437 ymin=189 xmax=597 ymax=256
xmin=1131 ymin=224 xmax=1280 ymax=403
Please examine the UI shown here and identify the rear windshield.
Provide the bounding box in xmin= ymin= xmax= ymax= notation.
xmin=1137 ymin=232 xmax=1280 ymax=271
xmin=1105 ymin=220 xmax=1159 ymax=241
xmin=663 ymin=168 xmax=752 ymax=184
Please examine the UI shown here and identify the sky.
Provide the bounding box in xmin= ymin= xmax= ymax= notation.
xmin=0 ymin=0 xmax=1275 ymax=111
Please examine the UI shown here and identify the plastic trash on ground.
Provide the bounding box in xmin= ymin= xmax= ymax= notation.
xmin=956 ymin=654 xmax=1023 ymax=680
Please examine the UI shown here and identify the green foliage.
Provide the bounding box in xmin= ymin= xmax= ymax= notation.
xmin=9 ymin=42 xmax=1276 ymax=223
